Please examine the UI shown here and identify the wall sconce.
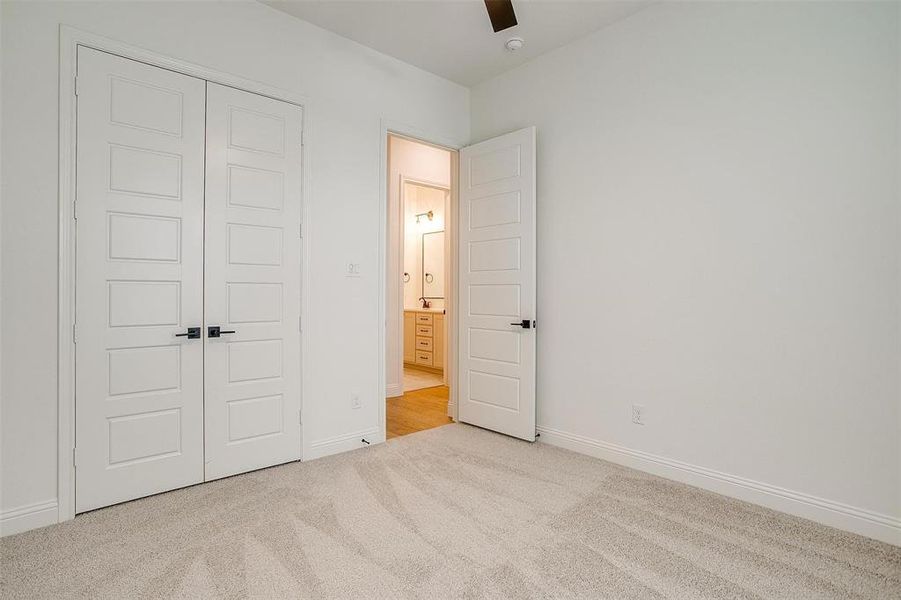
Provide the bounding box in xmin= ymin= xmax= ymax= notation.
xmin=415 ymin=210 xmax=434 ymax=224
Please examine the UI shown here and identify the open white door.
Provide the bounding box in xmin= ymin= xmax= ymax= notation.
xmin=458 ymin=127 xmax=536 ymax=441
xmin=203 ymin=83 xmax=303 ymax=480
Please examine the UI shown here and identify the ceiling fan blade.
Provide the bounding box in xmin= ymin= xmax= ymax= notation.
xmin=484 ymin=0 xmax=518 ymax=33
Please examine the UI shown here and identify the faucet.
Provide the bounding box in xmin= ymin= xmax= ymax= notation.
xmin=419 ymin=296 xmax=431 ymax=309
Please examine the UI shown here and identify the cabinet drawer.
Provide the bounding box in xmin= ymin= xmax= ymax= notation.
xmin=415 ymin=313 xmax=433 ymax=325
xmin=416 ymin=324 xmax=433 ymax=337
xmin=415 ymin=351 xmax=433 ymax=366
xmin=416 ymin=337 xmax=433 ymax=351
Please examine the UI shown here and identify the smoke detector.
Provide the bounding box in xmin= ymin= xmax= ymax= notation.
xmin=504 ymin=37 xmax=524 ymax=52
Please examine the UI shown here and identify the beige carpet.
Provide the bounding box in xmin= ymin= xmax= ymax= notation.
xmin=1 ymin=424 xmax=899 ymax=599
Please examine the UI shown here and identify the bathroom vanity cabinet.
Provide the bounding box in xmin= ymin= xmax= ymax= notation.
xmin=403 ymin=310 xmax=445 ymax=372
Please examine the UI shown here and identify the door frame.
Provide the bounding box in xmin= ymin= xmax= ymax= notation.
xmin=57 ymin=25 xmax=312 ymax=523
xmin=378 ymin=123 xmax=465 ymax=443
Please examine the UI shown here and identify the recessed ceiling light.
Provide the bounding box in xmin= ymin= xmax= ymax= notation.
xmin=505 ymin=37 xmax=524 ymax=52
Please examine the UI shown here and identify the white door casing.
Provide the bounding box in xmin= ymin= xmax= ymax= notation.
xmin=458 ymin=127 xmax=537 ymax=441
xmin=203 ymin=83 xmax=304 ymax=480
xmin=74 ymin=47 xmax=206 ymax=512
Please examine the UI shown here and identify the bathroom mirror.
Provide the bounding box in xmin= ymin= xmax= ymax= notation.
xmin=421 ymin=230 xmax=445 ymax=299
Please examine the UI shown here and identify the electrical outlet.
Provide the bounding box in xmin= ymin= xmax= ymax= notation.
xmin=351 ymin=393 xmax=361 ymax=409
xmin=631 ymin=404 xmax=645 ymax=425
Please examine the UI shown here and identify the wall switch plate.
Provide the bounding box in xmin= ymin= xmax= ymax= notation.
xmin=351 ymin=393 xmax=361 ymax=409
xmin=631 ymin=404 xmax=645 ymax=425
xmin=346 ymin=262 xmax=361 ymax=277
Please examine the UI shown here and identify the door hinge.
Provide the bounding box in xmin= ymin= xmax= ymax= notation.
xmin=72 ymin=323 xmax=78 ymax=343
xmin=298 ymin=315 xmax=302 ymax=332
xmin=72 ymin=447 xmax=78 ymax=467
xmin=298 ymin=410 xmax=302 ymax=425
xmin=73 ymin=199 xmax=78 ymax=220
xmin=299 ymin=222 xmax=303 ymax=238
xmin=74 ymin=76 xmax=79 ymax=96
xmin=300 ymin=129 xmax=305 ymax=147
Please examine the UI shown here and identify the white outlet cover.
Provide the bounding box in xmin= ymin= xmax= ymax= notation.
xmin=631 ymin=404 xmax=645 ymax=425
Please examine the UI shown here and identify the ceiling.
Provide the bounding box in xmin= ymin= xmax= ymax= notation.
xmin=261 ymin=1 xmax=652 ymax=87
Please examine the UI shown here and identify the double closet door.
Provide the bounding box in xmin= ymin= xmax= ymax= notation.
xmin=74 ymin=47 xmax=302 ymax=513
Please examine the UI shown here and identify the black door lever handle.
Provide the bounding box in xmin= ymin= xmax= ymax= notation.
xmin=510 ymin=320 xmax=532 ymax=329
xmin=208 ymin=326 xmax=236 ymax=338
xmin=175 ymin=327 xmax=201 ymax=339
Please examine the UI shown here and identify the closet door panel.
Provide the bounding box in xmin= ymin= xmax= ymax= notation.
xmin=203 ymin=83 xmax=303 ymax=480
xmin=75 ymin=47 xmax=206 ymax=512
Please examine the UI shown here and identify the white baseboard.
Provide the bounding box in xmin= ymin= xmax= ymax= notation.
xmin=386 ymin=383 xmax=403 ymax=398
xmin=305 ymin=427 xmax=381 ymax=460
xmin=0 ymin=500 xmax=59 ymax=537
xmin=536 ymin=426 xmax=901 ymax=547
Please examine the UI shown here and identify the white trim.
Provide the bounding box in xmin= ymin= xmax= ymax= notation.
xmin=306 ymin=427 xmax=381 ymax=460
xmin=58 ymin=26 xmax=78 ymax=525
xmin=537 ymin=426 xmax=901 ymax=546
xmin=378 ymin=119 xmax=465 ymax=445
xmin=0 ymin=501 xmax=59 ymax=537
xmin=0 ymin=10 xmax=4 ymax=541
xmin=58 ymin=25 xmax=313 ymax=528
xmin=447 ymin=150 xmax=460 ymax=420
xmin=386 ymin=383 xmax=403 ymax=398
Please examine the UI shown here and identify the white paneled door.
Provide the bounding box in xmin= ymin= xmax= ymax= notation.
xmin=75 ymin=47 xmax=206 ymax=512
xmin=458 ymin=127 xmax=537 ymax=441
xmin=75 ymin=49 xmax=303 ymax=512
xmin=203 ymin=83 xmax=303 ymax=480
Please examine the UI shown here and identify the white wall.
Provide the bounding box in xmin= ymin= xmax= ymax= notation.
xmin=404 ymin=183 xmax=447 ymax=311
xmin=471 ymin=1 xmax=900 ymax=543
xmin=0 ymin=0 xmax=468 ymax=534
xmin=386 ymin=136 xmax=451 ymax=397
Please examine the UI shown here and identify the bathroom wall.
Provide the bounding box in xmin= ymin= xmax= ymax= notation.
xmin=403 ymin=183 xmax=447 ymax=311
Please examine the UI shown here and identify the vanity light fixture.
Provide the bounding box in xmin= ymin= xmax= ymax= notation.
xmin=415 ymin=210 xmax=434 ymax=224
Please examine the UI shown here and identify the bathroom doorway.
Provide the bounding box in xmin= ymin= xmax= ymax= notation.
xmin=385 ymin=133 xmax=457 ymax=439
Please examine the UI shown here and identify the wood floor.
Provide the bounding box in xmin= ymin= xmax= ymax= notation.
xmin=387 ymin=384 xmax=452 ymax=439
xmin=403 ymin=367 xmax=444 ymax=392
